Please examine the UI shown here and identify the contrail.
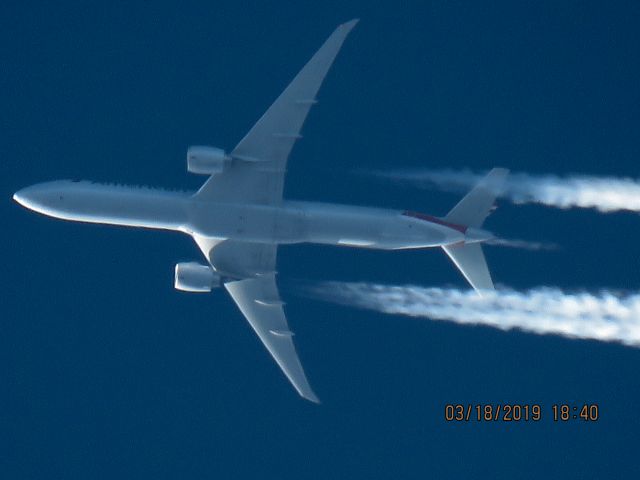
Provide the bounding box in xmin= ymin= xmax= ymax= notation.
xmin=304 ymin=282 xmax=640 ymax=347
xmin=485 ymin=237 xmax=559 ymax=251
xmin=370 ymin=169 xmax=640 ymax=213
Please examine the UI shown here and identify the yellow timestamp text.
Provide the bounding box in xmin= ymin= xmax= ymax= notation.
xmin=444 ymin=404 xmax=599 ymax=422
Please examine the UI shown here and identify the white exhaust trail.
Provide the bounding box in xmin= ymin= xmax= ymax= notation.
xmin=485 ymin=237 xmax=559 ymax=251
xmin=372 ymin=169 xmax=640 ymax=213
xmin=305 ymin=282 xmax=640 ymax=347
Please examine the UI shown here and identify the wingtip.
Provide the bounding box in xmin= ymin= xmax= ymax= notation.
xmin=300 ymin=387 xmax=321 ymax=404
xmin=305 ymin=393 xmax=322 ymax=405
xmin=341 ymin=18 xmax=360 ymax=30
xmin=489 ymin=167 xmax=510 ymax=177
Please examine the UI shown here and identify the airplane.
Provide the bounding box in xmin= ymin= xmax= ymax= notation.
xmin=13 ymin=19 xmax=508 ymax=403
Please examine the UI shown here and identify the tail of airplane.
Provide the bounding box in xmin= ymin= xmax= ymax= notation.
xmin=441 ymin=168 xmax=509 ymax=294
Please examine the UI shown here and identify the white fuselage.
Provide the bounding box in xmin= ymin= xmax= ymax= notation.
xmin=13 ymin=180 xmax=488 ymax=251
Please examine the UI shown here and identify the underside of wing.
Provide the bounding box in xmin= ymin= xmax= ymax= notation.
xmin=195 ymin=238 xmax=318 ymax=402
xmin=194 ymin=19 xmax=359 ymax=205
xmin=187 ymin=20 xmax=359 ymax=402
xmin=225 ymin=274 xmax=319 ymax=403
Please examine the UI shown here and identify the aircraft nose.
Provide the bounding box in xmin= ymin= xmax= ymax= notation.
xmin=13 ymin=185 xmax=37 ymax=208
xmin=13 ymin=183 xmax=55 ymax=213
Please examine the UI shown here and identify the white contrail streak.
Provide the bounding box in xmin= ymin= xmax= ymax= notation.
xmin=485 ymin=237 xmax=559 ymax=251
xmin=372 ymin=169 xmax=640 ymax=213
xmin=305 ymin=282 xmax=640 ymax=347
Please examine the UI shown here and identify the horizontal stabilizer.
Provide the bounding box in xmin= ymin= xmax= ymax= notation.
xmin=443 ymin=243 xmax=494 ymax=293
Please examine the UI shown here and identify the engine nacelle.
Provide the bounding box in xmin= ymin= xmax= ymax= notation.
xmin=187 ymin=146 xmax=229 ymax=175
xmin=174 ymin=262 xmax=221 ymax=293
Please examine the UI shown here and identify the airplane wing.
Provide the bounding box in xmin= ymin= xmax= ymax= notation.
xmin=225 ymin=274 xmax=319 ymax=403
xmin=196 ymin=238 xmax=319 ymax=403
xmin=194 ymin=19 xmax=359 ymax=205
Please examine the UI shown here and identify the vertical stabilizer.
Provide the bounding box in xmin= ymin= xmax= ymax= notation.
xmin=442 ymin=168 xmax=508 ymax=294
xmin=444 ymin=168 xmax=508 ymax=228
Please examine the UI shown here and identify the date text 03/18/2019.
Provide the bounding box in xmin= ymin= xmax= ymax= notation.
xmin=444 ymin=404 xmax=599 ymax=422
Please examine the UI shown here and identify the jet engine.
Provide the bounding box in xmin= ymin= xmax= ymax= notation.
xmin=174 ymin=262 xmax=221 ymax=292
xmin=187 ymin=146 xmax=229 ymax=175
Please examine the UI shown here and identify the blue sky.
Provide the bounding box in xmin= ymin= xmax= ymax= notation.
xmin=3 ymin=1 xmax=640 ymax=478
